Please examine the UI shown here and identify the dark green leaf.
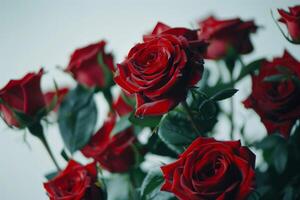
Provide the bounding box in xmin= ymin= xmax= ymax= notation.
xmin=273 ymin=142 xmax=288 ymax=174
xmin=237 ymin=59 xmax=265 ymax=81
xmin=129 ymin=113 xmax=162 ymax=128
xmin=140 ymin=169 xmax=173 ymax=200
xmin=247 ymin=191 xmax=261 ymax=200
xmin=198 ymin=99 xmax=217 ymax=120
xmin=291 ymin=76 xmax=300 ymax=89
xmin=58 ymin=85 xmax=97 ymax=154
xmin=146 ymin=133 xmax=178 ymax=158
xmin=283 ymin=186 xmax=294 ymax=200
xmin=158 ymin=111 xmax=196 ymax=154
xmin=255 ymin=134 xmax=285 ymax=150
xmin=111 ymin=114 xmax=131 ymax=136
xmin=60 ymin=149 xmax=70 ymax=162
xmin=45 ymin=171 xmax=58 ymax=180
xmin=202 ymin=81 xmax=234 ymax=98
xmin=210 ymin=88 xmax=238 ymax=101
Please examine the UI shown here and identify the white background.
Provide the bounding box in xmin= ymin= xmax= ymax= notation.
xmin=0 ymin=0 xmax=299 ymax=199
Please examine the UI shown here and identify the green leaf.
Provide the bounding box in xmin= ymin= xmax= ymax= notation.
xmin=146 ymin=133 xmax=178 ymax=158
xmin=198 ymin=99 xmax=218 ymax=120
xmin=273 ymin=142 xmax=288 ymax=174
xmin=210 ymin=88 xmax=238 ymax=101
xmin=111 ymin=114 xmax=131 ymax=136
xmin=158 ymin=111 xmax=196 ymax=154
xmin=140 ymin=169 xmax=173 ymax=200
xmin=129 ymin=113 xmax=162 ymax=128
xmin=255 ymin=134 xmax=285 ymax=150
xmin=247 ymin=191 xmax=261 ymax=200
xmin=58 ymin=85 xmax=97 ymax=154
xmin=283 ymin=186 xmax=294 ymax=200
xmin=237 ymin=59 xmax=265 ymax=81
xmin=60 ymin=149 xmax=70 ymax=162
xmin=202 ymin=81 xmax=234 ymax=98
xmin=45 ymin=171 xmax=58 ymax=180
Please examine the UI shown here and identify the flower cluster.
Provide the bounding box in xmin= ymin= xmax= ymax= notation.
xmin=1 ymin=4 xmax=300 ymax=200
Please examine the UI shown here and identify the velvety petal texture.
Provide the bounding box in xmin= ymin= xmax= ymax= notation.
xmin=198 ymin=16 xmax=257 ymax=60
xmin=161 ymin=137 xmax=256 ymax=200
xmin=243 ymin=50 xmax=300 ymax=138
xmin=278 ymin=5 xmax=300 ymax=42
xmin=44 ymin=160 xmax=104 ymax=200
xmin=115 ymin=22 xmax=206 ymax=117
xmin=0 ymin=69 xmax=45 ymax=127
xmin=81 ymin=114 xmax=136 ymax=173
xmin=66 ymin=40 xmax=115 ymax=88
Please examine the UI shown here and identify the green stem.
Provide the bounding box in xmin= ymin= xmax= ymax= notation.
xmin=229 ymin=73 xmax=235 ymax=140
xmin=103 ymin=89 xmax=113 ymax=111
xmin=182 ymin=101 xmax=203 ymax=137
xmin=28 ymin=123 xmax=61 ymax=171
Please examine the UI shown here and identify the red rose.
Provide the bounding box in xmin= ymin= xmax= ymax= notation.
xmin=44 ymin=160 xmax=105 ymax=200
xmin=81 ymin=114 xmax=136 ymax=173
xmin=112 ymin=93 xmax=134 ymax=117
xmin=278 ymin=6 xmax=300 ymax=42
xmin=115 ymin=22 xmax=205 ymax=116
xmin=66 ymin=40 xmax=115 ymax=88
xmin=0 ymin=69 xmax=45 ymax=127
xmin=198 ymin=16 xmax=257 ymax=59
xmin=44 ymin=87 xmax=69 ymax=112
xmin=243 ymin=51 xmax=300 ymax=138
xmin=161 ymin=137 xmax=255 ymax=200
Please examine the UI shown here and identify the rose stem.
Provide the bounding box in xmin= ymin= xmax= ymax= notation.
xmin=28 ymin=123 xmax=61 ymax=171
xmin=39 ymin=133 xmax=61 ymax=171
xmin=229 ymin=67 xmax=235 ymax=140
xmin=103 ymin=89 xmax=113 ymax=112
xmin=182 ymin=101 xmax=203 ymax=137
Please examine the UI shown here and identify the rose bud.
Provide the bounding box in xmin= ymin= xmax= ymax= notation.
xmin=81 ymin=114 xmax=137 ymax=173
xmin=66 ymin=40 xmax=115 ymax=89
xmin=243 ymin=51 xmax=300 ymax=138
xmin=278 ymin=5 xmax=300 ymax=42
xmin=0 ymin=69 xmax=46 ymax=127
xmin=44 ymin=87 xmax=69 ymax=112
xmin=115 ymin=22 xmax=206 ymax=116
xmin=198 ymin=16 xmax=257 ymax=60
xmin=112 ymin=92 xmax=134 ymax=117
xmin=44 ymin=160 xmax=105 ymax=200
xmin=161 ymin=137 xmax=256 ymax=200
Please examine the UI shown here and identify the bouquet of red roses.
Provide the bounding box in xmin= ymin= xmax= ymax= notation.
xmin=1 ymin=5 xmax=300 ymax=200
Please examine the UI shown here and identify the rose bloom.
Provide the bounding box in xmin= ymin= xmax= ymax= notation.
xmin=81 ymin=114 xmax=136 ymax=173
xmin=115 ymin=22 xmax=206 ymax=116
xmin=198 ymin=16 xmax=257 ymax=60
xmin=112 ymin=93 xmax=134 ymax=117
xmin=44 ymin=87 xmax=69 ymax=112
xmin=0 ymin=69 xmax=45 ymax=127
xmin=278 ymin=5 xmax=300 ymax=42
xmin=44 ymin=160 xmax=105 ymax=200
xmin=243 ymin=51 xmax=300 ymax=138
xmin=161 ymin=137 xmax=255 ymax=200
xmin=66 ymin=40 xmax=115 ymax=88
